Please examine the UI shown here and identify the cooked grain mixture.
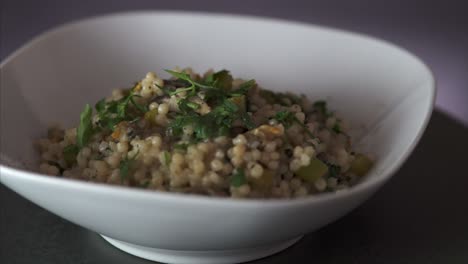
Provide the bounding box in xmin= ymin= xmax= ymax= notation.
xmin=36 ymin=68 xmax=373 ymax=198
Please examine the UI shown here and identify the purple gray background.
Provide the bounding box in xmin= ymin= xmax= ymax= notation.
xmin=1 ymin=1 xmax=468 ymax=264
xmin=2 ymin=0 xmax=468 ymax=125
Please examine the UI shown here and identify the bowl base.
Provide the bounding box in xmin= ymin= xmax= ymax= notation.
xmin=100 ymin=234 xmax=302 ymax=264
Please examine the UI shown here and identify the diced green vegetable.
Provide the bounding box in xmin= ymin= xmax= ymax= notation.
xmin=349 ymin=154 xmax=373 ymax=176
xmin=230 ymin=168 xmax=247 ymax=187
xmin=296 ymin=158 xmax=328 ymax=182
xmin=144 ymin=108 xmax=158 ymax=124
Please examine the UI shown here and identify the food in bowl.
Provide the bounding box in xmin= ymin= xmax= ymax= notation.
xmin=36 ymin=68 xmax=373 ymax=198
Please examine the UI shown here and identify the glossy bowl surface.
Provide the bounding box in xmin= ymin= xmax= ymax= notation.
xmin=0 ymin=11 xmax=435 ymax=264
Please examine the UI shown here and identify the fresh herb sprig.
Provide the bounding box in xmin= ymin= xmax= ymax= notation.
xmin=313 ymin=100 xmax=327 ymax=115
xmin=76 ymin=104 xmax=94 ymax=148
xmin=62 ymin=86 xmax=148 ymax=166
xmin=332 ymin=123 xmax=342 ymax=134
xmin=169 ymin=98 xmax=254 ymax=141
xmin=119 ymin=151 xmax=139 ymax=182
xmin=95 ymin=89 xmax=148 ymax=131
xmin=165 ymin=69 xmax=256 ymax=142
xmin=62 ymin=104 xmax=95 ymax=165
xmin=165 ymin=70 xmax=213 ymax=96
xmin=312 ymin=101 xmax=341 ymax=133
xmin=260 ymin=89 xmax=302 ymax=106
xmin=230 ymin=168 xmax=247 ymax=187
xmin=274 ymin=110 xmax=315 ymax=139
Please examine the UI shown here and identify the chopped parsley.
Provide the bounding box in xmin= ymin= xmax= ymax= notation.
xmin=169 ymin=99 xmax=254 ymax=141
xmin=63 ymin=144 xmax=80 ymax=165
xmin=76 ymin=104 xmax=94 ymax=148
xmin=119 ymin=151 xmax=139 ymax=182
xmin=204 ymin=70 xmax=233 ymax=90
xmin=173 ymin=143 xmax=189 ymax=150
xmin=165 ymin=69 xmax=212 ymax=96
xmin=313 ymin=100 xmax=327 ymax=115
xmin=328 ymin=164 xmax=341 ymax=178
xmin=163 ymin=151 xmax=171 ymax=166
xmin=332 ymin=123 xmax=342 ymax=134
xmin=230 ymin=168 xmax=247 ymax=187
xmin=95 ymin=88 xmax=148 ymax=131
xmin=274 ymin=110 xmax=315 ymax=139
xmin=260 ymin=89 xmax=301 ymax=106
xmin=165 ymin=70 xmax=256 ymax=142
xmin=62 ymin=104 xmax=94 ymax=165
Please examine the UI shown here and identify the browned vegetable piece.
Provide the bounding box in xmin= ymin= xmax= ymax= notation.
xmin=296 ymin=158 xmax=328 ymax=182
xmin=349 ymin=154 xmax=373 ymax=176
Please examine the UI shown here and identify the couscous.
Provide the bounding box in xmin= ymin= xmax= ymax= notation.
xmin=36 ymin=68 xmax=373 ymax=198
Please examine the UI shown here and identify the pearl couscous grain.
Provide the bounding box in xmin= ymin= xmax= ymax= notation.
xmin=36 ymin=68 xmax=374 ymax=198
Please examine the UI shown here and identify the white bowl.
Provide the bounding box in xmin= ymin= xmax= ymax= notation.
xmin=0 ymin=12 xmax=435 ymax=264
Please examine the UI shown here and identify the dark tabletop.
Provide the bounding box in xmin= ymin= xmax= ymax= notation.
xmin=1 ymin=1 xmax=468 ymax=263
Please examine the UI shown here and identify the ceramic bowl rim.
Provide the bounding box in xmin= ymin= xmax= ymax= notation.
xmin=0 ymin=10 xmax=436 ymax=208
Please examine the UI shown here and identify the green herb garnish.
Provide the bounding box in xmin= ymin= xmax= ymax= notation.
xmin=162 ymin=69 xmax=256 ymax=141
xmin=170 ymin=99 xmax=251 ymax=141
xmin=119 ymin=151 xmax=139 ymax=182
xmin=313 ymin=100 xmax=328 ymax=115
xmin=274 ymin=110 xmax=315 ymax=139
xmin=165 ymin=69 xmax=212 ymax=96
xmin=178 ymin=98 xmax=200 ymax=113
xmin=259 ymin=89 xmax=301 ymax=106
xmin=163 ymin=151 xmax=171 ymax=166
xmin=140 ymin=180 xmax=150 ymax=188
xmin=204 ymin=70 xmax=233 ymax=90
xmin=332 ymin=123 xmax=341 ymax=134
xmin=230 ymin=168 xmax=247 ymax=187
xmin=231 ymin=80 xmax=256 ymax=96
xmin=63 ymin=144 xmax=80 ymax=165
xmin=77 ymin=104 xmax=94 ymax=148
xmin=62 ymin=104 xmax=95 ymax=165
xmin=95 ymin=89 xmax=148 ymax=130
xmin=328 ymin=164 xmax=341 ymax=178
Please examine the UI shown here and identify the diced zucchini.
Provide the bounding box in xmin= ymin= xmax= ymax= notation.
xmin=349 ymin=154 xmax=373 ymax=176
xmin=144 ymin=108 xmax=158 ymax=124
xmin=229 ymin=95 xmax=246 ymax=112
xmin=250 ymin=170 xmax=274 ymax=190
xmin=296 ymin=158 xmax=328 ymax=182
